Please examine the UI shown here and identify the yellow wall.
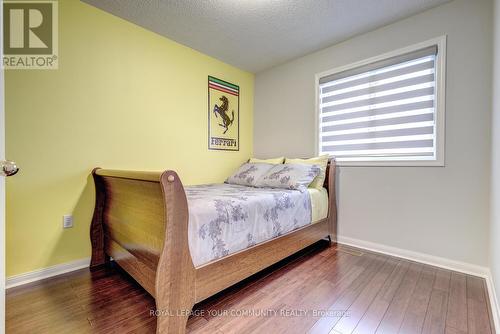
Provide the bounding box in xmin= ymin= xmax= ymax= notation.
xmin=5 ymin=0 xmax=254 ymax=276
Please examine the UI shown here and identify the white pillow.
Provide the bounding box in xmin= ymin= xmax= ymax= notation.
xmin=225 ymin=163 xmax=275 ymax=187
xmin=256 ymin=164 xmax=321 ymax=192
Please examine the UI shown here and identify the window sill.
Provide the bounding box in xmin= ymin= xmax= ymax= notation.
xmin=334 ymin=159 xmax=445 ymax=167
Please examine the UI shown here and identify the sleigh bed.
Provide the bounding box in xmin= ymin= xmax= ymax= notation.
xmin=89 ymin=158 xmax=337 ymax=334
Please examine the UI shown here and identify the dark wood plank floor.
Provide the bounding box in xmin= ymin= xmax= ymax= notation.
xmin=6 ymin=242 xmax=495 ymax=334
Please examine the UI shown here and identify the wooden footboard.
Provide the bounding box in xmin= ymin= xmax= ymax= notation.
xmin=90 ymin=159 xmax=337 ymax=334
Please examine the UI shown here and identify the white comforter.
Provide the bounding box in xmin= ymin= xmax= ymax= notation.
xmin=185 ymin=184 xmax=312 ymax=267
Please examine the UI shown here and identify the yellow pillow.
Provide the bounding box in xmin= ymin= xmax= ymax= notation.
xmin=285 ymin=155 xmax=329 ymax=189
xmin=249 ymin=157 xmax=285 ymax=164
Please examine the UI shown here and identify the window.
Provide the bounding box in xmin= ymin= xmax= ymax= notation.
xmin=316 ymin=37 xmax=446 ymax=166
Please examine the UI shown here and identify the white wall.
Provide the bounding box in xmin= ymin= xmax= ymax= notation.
xmin=491 ymin=0 xmax=500 ymax=307
xmin=254 ymin=0 xmax=492 ymax=266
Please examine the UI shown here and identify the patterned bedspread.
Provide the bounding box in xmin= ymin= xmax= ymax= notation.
xmin=185 ymin=184 xmax=312 ymax=267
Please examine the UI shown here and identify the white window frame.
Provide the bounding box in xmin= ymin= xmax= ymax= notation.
xmin=314 ymin=35 xmax=447 ymax=167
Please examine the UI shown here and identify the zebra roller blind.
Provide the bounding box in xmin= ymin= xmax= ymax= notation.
xmin=318 ymin=46 xmax=439 ymax=162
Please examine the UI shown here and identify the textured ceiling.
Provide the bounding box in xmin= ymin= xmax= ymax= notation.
xmin=82 ymin=0 xmax=451 ymax=73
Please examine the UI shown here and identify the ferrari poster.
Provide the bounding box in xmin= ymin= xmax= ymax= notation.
xmin=208 ymin=76 xmax=239 ymax=151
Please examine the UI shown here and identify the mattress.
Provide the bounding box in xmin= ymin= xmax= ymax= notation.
xmin=308 ymin=187 xmax=329 ymax=223
xmin=185 ymin=184 xmax=329 ymax=267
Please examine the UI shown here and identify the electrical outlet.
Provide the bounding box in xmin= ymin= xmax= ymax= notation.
xmin=63 ymin=215 xmax=73 ymax=229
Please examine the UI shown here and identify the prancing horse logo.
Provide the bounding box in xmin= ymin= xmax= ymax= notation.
xmin=213 ymin=96 xmax=235 ymax=134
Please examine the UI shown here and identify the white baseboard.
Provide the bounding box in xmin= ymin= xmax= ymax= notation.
xmin=485 ymin=270 xmax=500 ymax=333
xmin=6 ymin=257 xmax=90 ymax=289
xmin=337 ymin=235 xmax=489 ymax=277
xmin=337 ymin=235 xmax=499 ymax=332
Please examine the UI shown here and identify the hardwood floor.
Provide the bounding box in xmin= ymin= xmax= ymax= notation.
xmin=6 ymin=242 xmax=495 ymax=334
